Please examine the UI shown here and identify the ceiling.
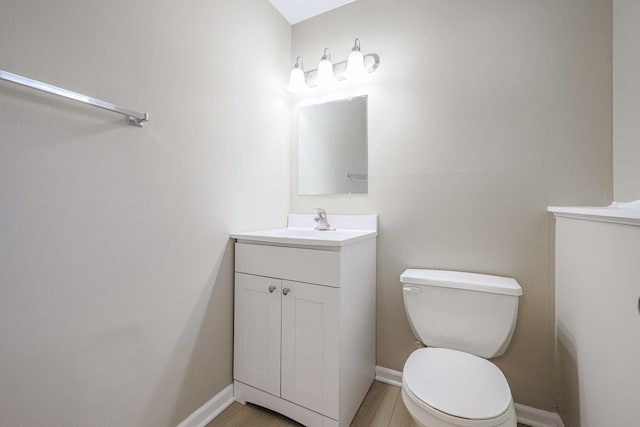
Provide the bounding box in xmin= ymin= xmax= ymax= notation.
xmin=268 ymin=0 xmax=357 ymax=25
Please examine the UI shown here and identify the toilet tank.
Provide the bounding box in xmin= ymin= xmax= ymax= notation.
xmin=401 ymin=269 xmax=522 ymax=358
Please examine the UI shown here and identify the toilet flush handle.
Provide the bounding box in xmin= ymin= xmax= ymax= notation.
xmin=403 ymin=286 xmax=421 ymax=294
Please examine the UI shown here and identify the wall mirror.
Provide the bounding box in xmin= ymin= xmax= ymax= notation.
xmin=298 ymin=96 xmax=368 ymax=195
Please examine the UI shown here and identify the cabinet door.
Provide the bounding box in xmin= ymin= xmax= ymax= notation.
xmin=234 ymin=273 xmax=281 ymax=396
xmin=281 ymin=280 xmax=339 ymax=419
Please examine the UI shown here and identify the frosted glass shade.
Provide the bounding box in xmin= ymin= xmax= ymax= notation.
xmin=286 ymin=66 xmax=307 ymax=93
xmin=344 ymin=49 xmax=367 ymax=81
xmin=315 ymin=58 xmax=337 ymax=88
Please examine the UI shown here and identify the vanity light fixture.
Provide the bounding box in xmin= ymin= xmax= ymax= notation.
xmin=286 ymin=38 xmax=380 ymax=93
xmin=286 ymin=56 xmax=307 ymax=93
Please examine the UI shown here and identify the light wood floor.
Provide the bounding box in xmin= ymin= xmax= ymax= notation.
xmin=206 ymin=381 xmax=529 ymax=427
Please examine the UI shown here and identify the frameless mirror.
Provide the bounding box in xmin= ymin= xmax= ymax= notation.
xmin=297 ymin=96 xmax=368 ymax=195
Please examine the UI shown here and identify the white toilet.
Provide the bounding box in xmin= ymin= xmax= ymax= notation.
xmin=400 ymin=269 xmax=523 ymax=427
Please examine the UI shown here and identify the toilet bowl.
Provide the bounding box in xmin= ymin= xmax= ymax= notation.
xmin=400 ymin=269 xmax=522 ymax=427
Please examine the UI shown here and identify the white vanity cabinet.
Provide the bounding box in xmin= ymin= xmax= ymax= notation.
xmin=231 ymin=215 xmax=377 ymax=427
xmin=550 ymin=206 xmax=640 ymax=427
xmin=234 ymin=272 xmax=340 ymax=419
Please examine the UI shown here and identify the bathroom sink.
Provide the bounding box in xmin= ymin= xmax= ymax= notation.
xmin=231 ymin=214 xmax=377 ymax=247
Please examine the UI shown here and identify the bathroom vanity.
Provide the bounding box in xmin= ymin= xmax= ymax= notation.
xmin=231 ymin=214 xmax=377 ymax=427
xmin=550 ymin=203 xmax=640 ymax=427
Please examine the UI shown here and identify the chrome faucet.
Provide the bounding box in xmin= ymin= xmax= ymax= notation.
xmin=314 ymin=208 xmax=335 ymax=231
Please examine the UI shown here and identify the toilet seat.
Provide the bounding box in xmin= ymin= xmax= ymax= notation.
xmin=403 ymin=348 xmax=512 ymax=421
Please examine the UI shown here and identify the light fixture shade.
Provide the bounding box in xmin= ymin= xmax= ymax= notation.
xmin=286 ymin=57 xmax=307 ymax=93
xmin=286 ymin=66 xmax=307 ymax=93
xmin=344 ymin=49 xmax=366 ymax=81
xmin=314 ymin=49 xmax=337 ymax=88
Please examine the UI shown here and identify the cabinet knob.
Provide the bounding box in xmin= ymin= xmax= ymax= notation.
xmin=268 ymin=285 xmax=276 ymax=293
xmin=282 ymin=288 xmax=290 ymax=296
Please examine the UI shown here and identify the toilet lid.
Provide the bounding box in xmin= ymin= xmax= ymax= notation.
xmin=403 ymin=347 xmax=512 ymax=420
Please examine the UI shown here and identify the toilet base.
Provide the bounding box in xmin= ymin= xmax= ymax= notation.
xmin=401 ymin=384 xmax=517 ymax=427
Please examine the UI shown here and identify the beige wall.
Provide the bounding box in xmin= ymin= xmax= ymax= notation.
xmin=0 ymin=1 xmax=290 ymax=426
xmin=613 ymin=0 xmax=640 ymax=201
xmin=290 ymin=0 xmax=613 ymax=410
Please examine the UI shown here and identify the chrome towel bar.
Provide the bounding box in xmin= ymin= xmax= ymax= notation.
xmin=0 ymin=69 xmax=148 ymax=127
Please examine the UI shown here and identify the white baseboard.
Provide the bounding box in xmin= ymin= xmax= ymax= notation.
xmin=514 ymin=403 xmax=565 ymax=427
xmin=176 ymin=383 xmax=234 ymax=427
xmin=375 ymin=365 xmax=403 ymax=387
xmin=375 ymin=366 xmax=564 ymax=427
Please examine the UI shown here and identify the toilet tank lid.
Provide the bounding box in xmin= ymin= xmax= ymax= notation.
xmin=400 ymin=269 xmax=522 ymax=296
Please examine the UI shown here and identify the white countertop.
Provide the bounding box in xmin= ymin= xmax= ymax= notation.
xmin=231 ymin=213 xmax=378 ymax=247
xmin=231 ymin=227 xmax=377 ymax=247
xmin=548 ymin=200 xmax=640 ymax=226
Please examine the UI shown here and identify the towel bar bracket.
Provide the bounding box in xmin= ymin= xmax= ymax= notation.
xmin=129 ymin=113 xmax=149 ymax=127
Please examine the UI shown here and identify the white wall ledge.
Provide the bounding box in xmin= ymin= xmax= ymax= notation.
xmin=548 ymin=200 xmax=640 ymax=226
